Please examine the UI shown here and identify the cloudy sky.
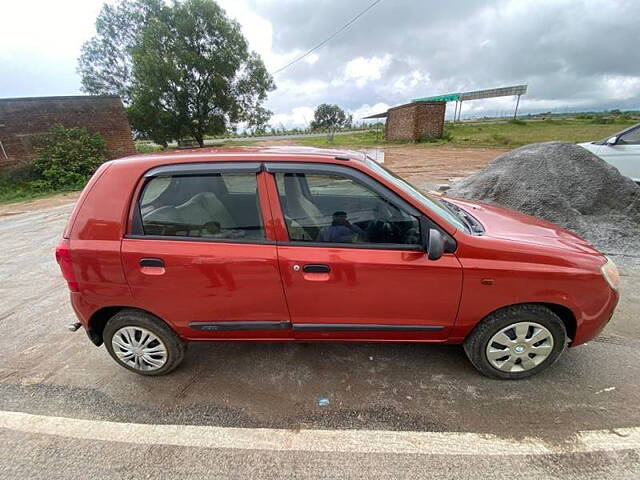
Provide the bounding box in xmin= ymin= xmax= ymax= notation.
xmin=1 ymin=0 xmax=639 ymax=127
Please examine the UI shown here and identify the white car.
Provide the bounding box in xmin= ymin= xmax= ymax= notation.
xmin=578 ymin=123 xmax=640 ymax=183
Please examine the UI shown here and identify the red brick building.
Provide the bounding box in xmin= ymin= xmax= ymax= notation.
xmin=0 ymin=95 xmax=136 ymax=168
xmin=384 ymin=101 xmax=446 ymax=141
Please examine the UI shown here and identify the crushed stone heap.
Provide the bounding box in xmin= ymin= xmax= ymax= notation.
xmin=448 ymin=141 xmax=640 ymax=257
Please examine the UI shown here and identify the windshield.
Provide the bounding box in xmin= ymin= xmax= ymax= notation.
xmin=365 ymin=157 xmax=469 ymax=232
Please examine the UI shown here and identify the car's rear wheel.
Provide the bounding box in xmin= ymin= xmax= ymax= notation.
xmin=463 ymin=305 xmax=567 ymax=379
xmin=103 ymin=309 xmax=185 ymax=376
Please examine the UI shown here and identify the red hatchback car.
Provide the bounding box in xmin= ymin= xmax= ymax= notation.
xmin=56 ymin=147 xmax=619 ymax=379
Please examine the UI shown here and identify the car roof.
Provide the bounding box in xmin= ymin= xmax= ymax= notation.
xmin=110 ymin=146 xmax=369 ymax=169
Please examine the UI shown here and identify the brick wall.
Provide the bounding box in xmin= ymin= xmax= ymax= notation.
xmin=0 ymin=95 xmax=136 ymax=168
xmin=385 ymin=101 xmax=446 ymax=141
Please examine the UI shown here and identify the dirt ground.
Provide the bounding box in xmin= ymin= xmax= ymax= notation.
xmin=0 ymin=145 xmax=506 ymax=214
xmin=0 ymin=191 xmax=81 ymax=217
xmin=381 ymin=145 xmax=507 ymax=188
xmin=255 ymin=141 xmax=505 ymax=188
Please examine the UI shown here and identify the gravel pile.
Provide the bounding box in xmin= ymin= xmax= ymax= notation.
xmin=448 ymin=141 xmax=640 ymax=261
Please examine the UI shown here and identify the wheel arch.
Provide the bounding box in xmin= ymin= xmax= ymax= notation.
xmin=539 ymin=302 xmax=576 ymax=343
xmin=88 ymin=306 xmax=175 ymax=346
xmin=466 ymin=302 xmax=576 ymax=343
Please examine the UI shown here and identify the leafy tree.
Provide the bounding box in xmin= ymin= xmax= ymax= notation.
xmin=246 ymin=105 xmax=272 ymax=135
xmin=310 ymin=104 xmax=353 ymax=140
xmin=78 ymin=0 xmax=163 ymax=104
xmin=31 ymin=125 xmax=107 ymax=190
xmin=130 ymin=0 xmax=274 ymax=146
xmin=79 ymin=0 xmax=274 ymax=147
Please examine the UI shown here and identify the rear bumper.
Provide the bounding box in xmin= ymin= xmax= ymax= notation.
xmin=69 ymin=292 xmax=103 ymax=346
xmin=570 ymin=288 xmax=619 ymax=347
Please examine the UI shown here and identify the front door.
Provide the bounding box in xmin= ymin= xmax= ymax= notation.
xmin=265 ymin=163 xmax=463 ymax=341
xmin=599 ymin=124 xmax=640 ymax=181
xmin=121 ymin=164 xmax=292 ymax=341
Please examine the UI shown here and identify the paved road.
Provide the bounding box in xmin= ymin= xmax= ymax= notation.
xmin=0 ymin=203 xmax=639 ymax=478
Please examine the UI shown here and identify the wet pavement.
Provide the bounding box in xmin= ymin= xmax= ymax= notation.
xmin=1 ymin=202 xmax=639 ymax=478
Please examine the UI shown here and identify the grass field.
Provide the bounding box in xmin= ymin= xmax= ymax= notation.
xmin=291 ymin=116 xmax=639 ymax=149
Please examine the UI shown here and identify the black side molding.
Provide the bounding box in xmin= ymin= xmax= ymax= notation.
xmin=189 ymin=321 xmax=291 ymax=332
xmin=292 ymin=324 xmax=444 ymax=332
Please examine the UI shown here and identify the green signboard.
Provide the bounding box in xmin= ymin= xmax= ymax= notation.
xmin=412 ymin=93 xmax=461 ymax=102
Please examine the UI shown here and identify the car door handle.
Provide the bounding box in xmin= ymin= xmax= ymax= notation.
xmin=303 ymin=264 xmax=331 ymax=273
xmin=139 ymin=258 xmax=165 ymax=268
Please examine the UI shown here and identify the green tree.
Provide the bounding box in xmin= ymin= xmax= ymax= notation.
xmin=130 ymin=0 xmax=274 ymax=147
xmin=79 ymin=0 xmax=274 ymax=147
xmin=310 ymin=104 xmax=352 ymax=140
xmin=78 ymin=0 xmax=163 ymax=104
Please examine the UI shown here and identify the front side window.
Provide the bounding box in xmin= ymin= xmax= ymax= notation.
xmin=139 ymin=173 xmax=264 ymax=240
xmin=365 ymin=158 xmax=469 ymax=232
xmin=618 ymin=125 xmax=640 ymax=145
xmin=275 ymin=172 xmax=421 ymax=246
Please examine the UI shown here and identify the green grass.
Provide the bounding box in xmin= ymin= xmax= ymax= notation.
xmin=441 ymin=116 xmax=637 ymax=148
xmin=293 ymin=130 xmax=390 ymax=148
xmin=0 ymin=163 xmax=75 ymax=205
xmin=0 ymin=181 xmax=61 ymax=205
xmin=287 ymin=116 xmax=638 ymax=149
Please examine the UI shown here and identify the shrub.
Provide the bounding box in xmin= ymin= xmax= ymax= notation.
xmin=590 ymin=117 xmax=614 ymax=125
xmin=31 ymin=125 xmax=107 ymax=190
xmin=508 ymin=118 xmax=527 ymax=126
xmin=135 ymin=142 xmax=164 ymax=154
xmin=440 ymin=130 xmax=453 ymax=141
xmin=0 ymin=162 xmax=38 ymax=184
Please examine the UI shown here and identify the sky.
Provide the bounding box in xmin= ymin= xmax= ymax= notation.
xmin=1 ymin=0 xmax=639 ymax=128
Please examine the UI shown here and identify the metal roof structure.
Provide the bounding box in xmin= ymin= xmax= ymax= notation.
xmin=412 ymin=85 xmax=527 ymax=103
xmin=362 ymin=111 xmax=389 ymax=119
xmin=363 ymin=85 xmax=528 ymax=122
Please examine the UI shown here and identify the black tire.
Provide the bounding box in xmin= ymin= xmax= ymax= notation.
xmin=463 ymin=304 xmax=567 ymax=380
xmin=103 ymin=309 xmax=185 ymax=376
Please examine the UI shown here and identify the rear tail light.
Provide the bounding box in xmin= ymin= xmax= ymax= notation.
xmin=55 ymin=238 xmax=79 ymax=292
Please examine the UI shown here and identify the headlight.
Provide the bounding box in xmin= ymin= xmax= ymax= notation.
xmin=600 ymin=256 xmax=620 ymax=290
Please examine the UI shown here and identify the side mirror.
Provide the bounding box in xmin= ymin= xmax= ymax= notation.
xmin=419 ymin=217 xmax=449 ymax=260
xmin=427 ymin=229 xmax=445 ymax=260
xmin=606 ymin=136 xmax=618 ymax=146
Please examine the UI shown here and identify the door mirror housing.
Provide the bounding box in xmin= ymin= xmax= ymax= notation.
xmin=419 ymin=217 xmax=445 ymax=260
xmin=606 ymin=136 xmax=618 ymax=146
xmin=427 ymin=228 xmax=445 ymax=260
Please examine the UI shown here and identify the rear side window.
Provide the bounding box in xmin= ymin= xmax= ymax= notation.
xmin=138 ymin=173 xmax=264 ymax=241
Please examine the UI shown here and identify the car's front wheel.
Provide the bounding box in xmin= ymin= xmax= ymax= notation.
xmin=463 ymin=305 xmax=567 ymax=379
xmin=103 ymin=309 xmax=185 ymax=376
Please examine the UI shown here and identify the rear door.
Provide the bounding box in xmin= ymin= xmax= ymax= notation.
xmin=265 ymin=162 xmax=463 ymax=341
xmin=121 ymin=162 xmax=292 ymax=341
